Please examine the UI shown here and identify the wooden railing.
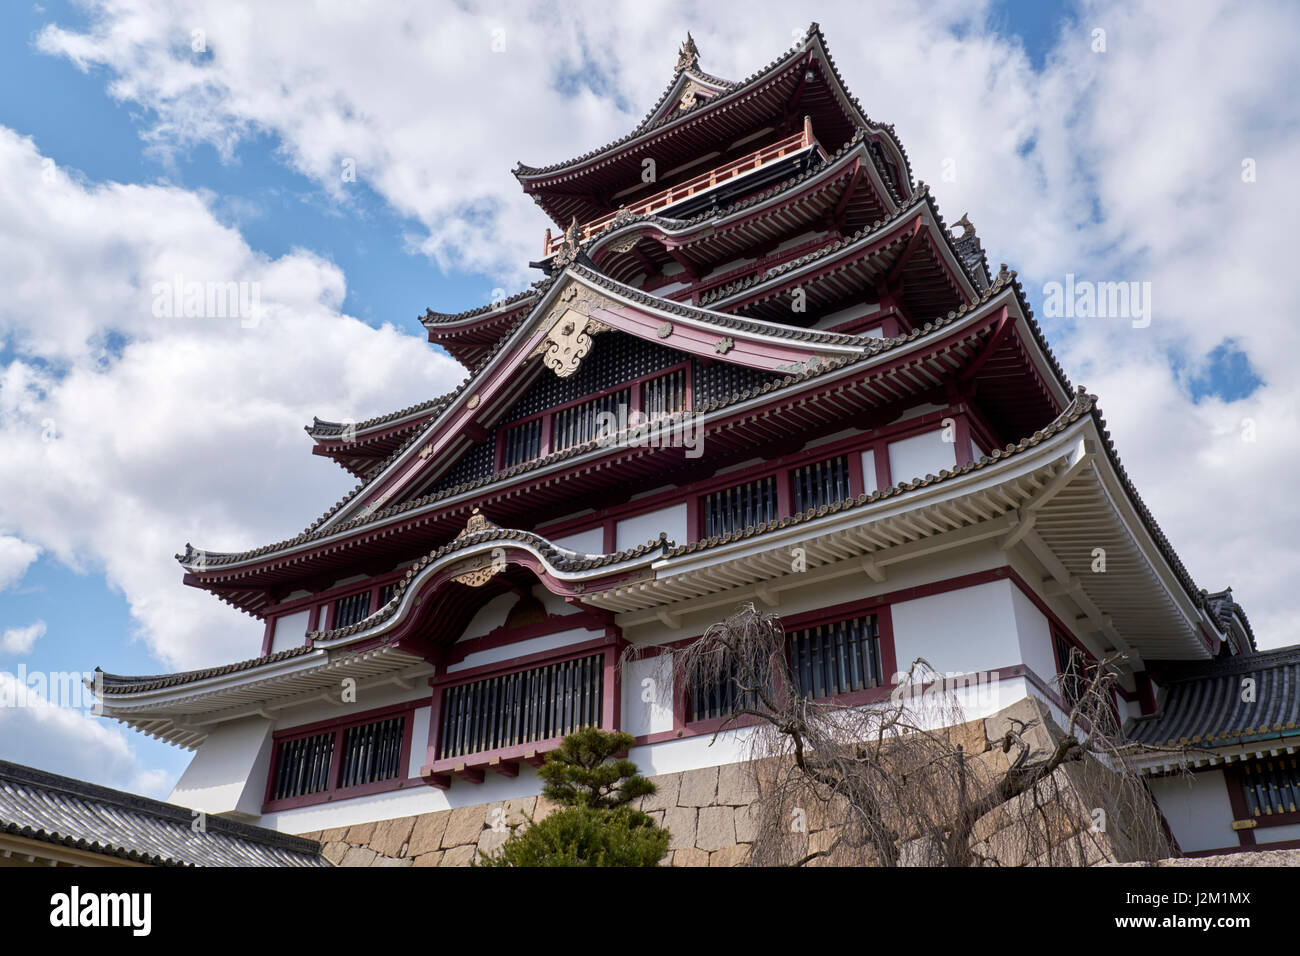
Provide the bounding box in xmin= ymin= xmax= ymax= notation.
xmin=544 ymin=116 xmax=824 ymax=256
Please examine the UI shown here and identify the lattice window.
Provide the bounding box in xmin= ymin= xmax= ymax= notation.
xmin=339 ymin=715 xmax=406 ymax=790
xmin=642 ymin=367 xmax=688 ymax=420
xmin=788 ymin=616 xmax=883 ymax=699
xmin=500 ymin=417 xmax=542 ymax=469
xmin=690 ymin=659 xmax=761 ymax=722
xmin=438 ymin=654 xmax=604 ymax=760
xmin=702 ymin=475 xmax=779 ymax=538
xmin=270 ymin=732 xmax=335 ymax=801
xmin=791 ymin=455 xmax=849 ymax=513
xmin=334 ymin=591 xmax=372 ymax=628
xmin=552 ymin=389 xmax=630 ymax=453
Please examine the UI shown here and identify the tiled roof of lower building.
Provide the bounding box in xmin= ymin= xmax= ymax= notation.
xmin=1127 ymin=645 xmax=1300 ymax=748
xmin=0 ymin=760 xmax=327 ymax=866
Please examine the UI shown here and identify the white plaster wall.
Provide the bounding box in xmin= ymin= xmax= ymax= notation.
xmin=270 ymin=609 xmax=311 ymax=653
xmin=458 ymin=593 xmax=516 ymax=641
xmin=536 ymin=586 xmax=577 ymax=618
xmin=446 ymin=627 xmax=597 ymax=673
xmin=814 ymin=301 xmax=881 ymax=331
xmin=553 ymin=526 xmax=605 ymax=556
xmin=804 ymin=429 xmax=857 ymax=450
xmin=891 ymin=579 xmax=1022 ymax=679
xmin=273 ymin=681 xmax=432 ymax=734
xmin=617 ymin=502 xmax=688 ymax=550
xmin=773 ymin=230 xmax=822 ymax=253
xmin=861 ymin=449 xmax=877 ymax=494
xmin=1257 ymin=822 xmax=1300 ymax=844
xmin=1011 ymin=585 xmax=1057 ymax=686
xmin=1148 ymin=771 xmax=1238 ymax=853
xmin=170 ymin=716 xmax=275 ymax=819
xmin=888 ymin=428 xmax=957 ymax=483
xmin=619 ymin=539 xmax=1010 ymax=651
xmin=1149 ymin=770 xmax=1237 ymax=853
xmin=621 ymin=656 xmax=675 ymax=738
xmin=263 ymin=763 xmax=549 ymax=833
xmin=407 ymin=706 xmax=431 ymax=778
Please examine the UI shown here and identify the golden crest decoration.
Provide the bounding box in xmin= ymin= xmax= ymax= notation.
xmin=452 ymin=508 xmax=504 ymax=586
xmin=529 ymin=281 xmax=614 ymax=378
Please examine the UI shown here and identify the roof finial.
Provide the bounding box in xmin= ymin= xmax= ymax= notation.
xmin=676 ymin=32 xmax=700 ymax=72
xmin=953 ymin=213 xmax=975 ymax=241
xmin=553 ymin=215 xmax=581 ymax=269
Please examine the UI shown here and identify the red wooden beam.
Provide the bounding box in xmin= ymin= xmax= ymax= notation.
xmin=959 ymin=306 xmax=1014 ymax=385
xmin=826 ymin=161 xmax=863 ymax=234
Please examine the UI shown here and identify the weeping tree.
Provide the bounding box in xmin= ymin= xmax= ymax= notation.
xmin=642 ymin=603 xmax=1175 ymax=867
xmin=477 ymin=728 xmax=669 ymax=867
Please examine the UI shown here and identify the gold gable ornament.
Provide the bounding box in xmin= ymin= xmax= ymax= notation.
xmin=455 ymin=507 xmax=498 ymax=539
xmin=452 ymin=508 xmax=505 ymax=586
xmin=529 ymin=280 xmax=614 ymax=378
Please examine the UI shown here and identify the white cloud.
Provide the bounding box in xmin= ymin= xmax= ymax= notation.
xmin=0 ymin=620 xmax=46 ymax=655
xmin=0 ymin=535 xmax=40 ymax=590
xmin=0 ymin=670 xmax=173 ymax=796
xmin=0 ymin=127 xmax=466 ymax=671
xmin=19 ymin=0 xmax=1300 ymax=672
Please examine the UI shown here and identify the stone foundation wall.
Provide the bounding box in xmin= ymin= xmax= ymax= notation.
xmin=294 ymin=696 xmax=1142 ymax=867
xmin=294 ymin=761 xmax=763 ymax=867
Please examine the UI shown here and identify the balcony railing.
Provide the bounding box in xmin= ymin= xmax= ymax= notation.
xmin=544 ymin=117 xmax=825 ymax=256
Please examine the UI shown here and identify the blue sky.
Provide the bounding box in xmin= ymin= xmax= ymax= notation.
xmin=0 ymin=1 xmax=1294 ymax=797
xmin=0 ymin=1 xmax=495 ymax=788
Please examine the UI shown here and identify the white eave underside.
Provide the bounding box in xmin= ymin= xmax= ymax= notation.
xmin=587 ymin=414 xmax=1210 ymax=665
xmin=100 ymin=645 xmax=428 ymax=750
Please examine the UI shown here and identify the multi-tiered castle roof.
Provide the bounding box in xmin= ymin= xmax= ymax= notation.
xmin=92 ymin=26 xmax=1258 ymax=801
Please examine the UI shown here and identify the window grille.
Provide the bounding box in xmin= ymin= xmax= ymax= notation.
xmin=501 ymin=417 xmax=543 ymax=469
xmin=438 ymin=654 xmax=604 ymax=760
xmin=787 ymin=616 xmax=882 ymax=699
xmin=703 ymin=475 xmax=779 ymax=537
xmin=339 ymin=715 xmax=406 ymax=789
xmin=642 ymin=367 xmax=688 ymax=420
xmin=552 ymin=389 xmax=629 ymax=453
xmin=270 ymin=732 xmax=335 ymax=801
xmin=334 ymin=591 xmax=372 ymax=628
xmin=791 ymin=455 xmax=849 ymax=513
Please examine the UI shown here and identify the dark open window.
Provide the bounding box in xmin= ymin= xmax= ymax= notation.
xmin=270 ymin=731 xmax=335 ymax=801
xmin=688 ymin=614 xmax=883 ymax=722
xmin=791 ymin=455 xmax=849 ymax=513
xmin=438 ymin=653 xmax=604 ymax=760
xmin=501 ymin=417 xmax=543 ymax=469
xmin=334 ymin=590 xmax=372 ymax=628
xmin=703 ymin=475 xmax=779 ymax=537
xmin=552 ymin=389 xmax=629 ymax=453
xmin=268 ymin=711 xmax=409 ymax=806
xmin=788 ymin=615 xmax=882 ymax=699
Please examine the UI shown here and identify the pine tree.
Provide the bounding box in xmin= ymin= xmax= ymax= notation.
xmin=476 ymin=728 xmax=669 ymax=867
